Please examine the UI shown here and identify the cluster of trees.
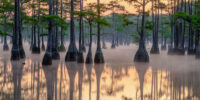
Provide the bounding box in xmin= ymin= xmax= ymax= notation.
xmin=127 ymin=0 xmax=200 ymax=62
xmin=0 ymin=0 xmax=134 ymax=65
xmin=1 ymin=0 xmax=200 ymax=64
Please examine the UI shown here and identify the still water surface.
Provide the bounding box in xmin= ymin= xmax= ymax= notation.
xmin=0 ymin=42 xmax=200 ymax=100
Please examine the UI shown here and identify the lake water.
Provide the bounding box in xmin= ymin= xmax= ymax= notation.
xmin=0 ymin=42 xmax=200 ymax=100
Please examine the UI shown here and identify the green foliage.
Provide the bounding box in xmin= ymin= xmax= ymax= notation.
xmin=64 ymin=32 xmax=69 ymax=36
xmin=41 ymin=15 xmax=69 ymax=30
xmin=58 ymin=44 xmax=65 ymax=50
xmin=174 ymin=12 xmax=200 ymax=31
xmin=145 ymin=20 xmax=153 ymax=30
xmin=122 ymin=16 xmax=134 ymax=27
xmin=0 ymin=0 xmax=14 ymax=14
xmin=0 ymin=0 xmax=14 ymax=32
xmin=0 ymin=29 xmax=11 ymax=36
xmin=0 ymin=30 xmax=4 ymax=36
xmin=96 ymin=17 xmax=111 ymax=26
xmin=116 ymin=23 xmax=124 ymax=32
xmin=40 ymin=33 xmax=48 ymax=36
xmin=130 ymin=33 xmax=140 ymax=44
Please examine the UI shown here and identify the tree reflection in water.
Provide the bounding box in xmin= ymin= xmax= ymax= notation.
xmin=66 ymin=62 xmax=78 ymax=100
xmin=11 ymin=60 xmax=24 ymax=100
xmin=86 ymin=64 xmax=93 ymax=100
xmin=134 ymin=62 xmax=149 ymax=100
xmin=94 ymin=64 xmax=104 ymax=100
xmin=43 ymin=61 xmax=59 ymax=100
xmin=1 ymin=58 xmax=200 ymax=100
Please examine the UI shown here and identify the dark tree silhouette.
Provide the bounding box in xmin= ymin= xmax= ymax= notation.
xmin=94 ymin=0 xmax=105 ymax=63
xmin=65 ymin=0 xmax=78 ymax=62
xmin=11 ymin=0 xmax=21 ymax=60
xmin=42 ymin=0 xmax=53 ymax=65
xmin=133 ymin=0 xmax=149 ymax=62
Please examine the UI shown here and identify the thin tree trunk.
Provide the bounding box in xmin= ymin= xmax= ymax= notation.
xmin=11 ymin=0 xmax=20 ymax=60
xmin=37 ymin=0 xmax=41 ymax=53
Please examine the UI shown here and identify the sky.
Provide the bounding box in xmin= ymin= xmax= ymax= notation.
xmin=84 ymin=0 xmax=138 ymax=15
xmin=83 ymin=0 xmax=170 ymax=15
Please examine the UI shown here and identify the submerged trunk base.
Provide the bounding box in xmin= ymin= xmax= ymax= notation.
xmin=177 ymin=48 xmax=185 ymax=55
xmin=168 ymin=46 xmax=175 ymax=55
xmin=86 ymin=49 xmax=93 ymax=64
xmin=3 ymin=44 xmax=9 ymax=51
xmin=65 ymin=43 xmax=77 ymax=62
xmin=187 ymin=48 xmax=195 ymax=55
xmin=32 ymin=46 xmax=40 ymax=54
xmin=19 ymin=46 xmax=26 ymax=58
xmin=94 ymin=49 xmax=104 ymax=63
xmin=42 ymin=52 xmax=52 ymax=65
xmin=42 ymin=44 xmax=45 ymax=51
xmin=11 ymin=47 xmax=20 ymax=61
xmin=77 ymin=52 xmax=84 ymax=63
xmin=134 ymin=47 xmax=149 ymax=62
xmin=111 ymin=43 xmax=115 ymax=49
xmin=82 ymin=46 xmax=86 ymax=52
xmin=195 ymin=45 xmax=200 ymax=59
xmin=161 ymin=45 xmax=166 ymax=50
xmin=52 ymin=48 xmax=60 ymax=60
xmin=150 ymin=47 xmax=160 ymax=54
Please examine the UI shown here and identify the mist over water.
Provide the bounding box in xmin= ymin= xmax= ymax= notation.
xmin=0 ymin=41 xmax=200 ymax=100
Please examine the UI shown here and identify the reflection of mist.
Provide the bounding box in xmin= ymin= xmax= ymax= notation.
xmin=169 ymin=70 xmax=200 ymax=100
xmin=11 ymin=60 xmax=24 ymax=100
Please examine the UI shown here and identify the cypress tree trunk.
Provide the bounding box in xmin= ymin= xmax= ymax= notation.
xmin=188 ymin=0 xmax=195 ymax=54
xmin=111 ymin=13 xmax=115 ymax=48
xmin=150 ymin=0 xmax=159 ymax=54
xmin=196 ymin=30 xmax=200 ymax=58
xmin=134 ymin=0 xmax=149 ymax=62
xmin=32 ymin=0 xmax=38 ymax=54
xmin=52 ymin=0 xmax=60 ymax=59
xmin=3 ymin=18 xmax=9 ymax=51
xmin=42 ymin=0 xmax=53 ymax=65
xmin=161 ymin=9 xmax=166 ymax=50
xmin=41 ymin=36 xmax=45 ymax=51
xmin=3 ymin=35 xmax=9 ymax=51
xmin=81 ymin=0 xmax=86 ymax=52
xmin=65 ymin=0 xmax=78 ymax=62
xmin=59 ymin=0 xmax=66 ymax=52
xmin=94 ymin=0 xmax=104 ymax=63
xmin=11 ymin=0 xmax=20 ymax=60
xmin=30 ymin=25 xmax=33 ymax=49
xmin=77 ymin=0 xmax=84 ymax=63
xmin=37 ymin=0 xmax=41 ymax=53
xmin=18 ymin=0 xmax=25 ymax=58
xmin=86 ymin=22 xmax=93 ymax=64
xmin=41 ymin=28 xmax=45 ymax=51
